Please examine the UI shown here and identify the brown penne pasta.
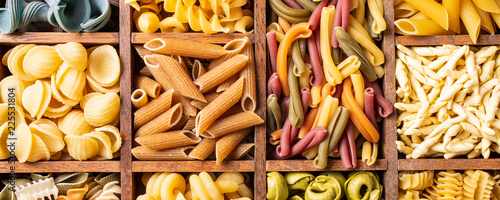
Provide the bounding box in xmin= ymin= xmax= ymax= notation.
xmin=194 ymin=55 xmax=249 ymax=93
xmin=195 ymin=77 xmax=244 ymax=136
xmin=170 ymin=114 xmax=190 ymax=130
xmin=220 ymin=105 xmax=245 ymax=118
xmin=183 ymin=117 xmax=196 ymax=131
xmin=207 ymin=38 xmax=247 ymax=70
xmin=135 ymin=103 xmax=183 ymax=137
xmin=191 ymin=92 xmax=220 ymax=110
xmin=224 ymin=143 xmax=255 ymax=160
xmin=135 ymin=130 xmax=202 ymax=150
xmin=201 ymin=111 xmax=263 ymax=138
xmin=144 ymin=38 xmax=226 ymax=59
xmin=144 ymin=55 xmax=198 ymax=116
xmin=153 ymin=54 xmax=206 ymax=102
xmin=134 ymin=89 xmax=173 ymax=129
xmin=134 ymin=45 xmax=154 ymax=59
xmin=239 ymin=38 xmax=257 ymax=112
xmin=132 ymin=146 xmax=195 ymax=161
xmin=269 ymin=129 xmax=281 ymax=145
xmin=191 ymin=59 xmax=206 ymax=80
xmin=216 ymin=75 xmax=238 ymax=92
xmin=131 ymin=89 xmax=149 ymax=108
xmin=171 ymin=55 xmax=189 ymax=72
xmin=188 ymin=138 xmax=218 ymax=160
xmin=139 ymin=67 xmax=153 ymax=77
xmin=134 ymin=75 xmax=161 ymax=98
xmin=216 ymin=128 xmax=253 ymax=163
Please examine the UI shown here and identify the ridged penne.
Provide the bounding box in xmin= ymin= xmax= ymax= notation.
xmin=23 ymin=45 xmax=62 ymax=79
xmin=136 ymin=103 xmax=183 ymax=137
xmin=134 ymin=89 xmax=173 ymax=129
xmin=188 ymin=138 xmax=217 ymax=160
xmin=195 ymin=77 xmax=244 ymax=136
xmin=144 ymin=38 xmax=226 ymax=59
xmin=134 ymin=45 xmax=155 ymax=60
xmin=131 ymin=89 xmax=149 ymax=108
xmin=132 ymin=146 xmax=195 ymax=160
xmin=225 ymin=143 xmax=254 ymax=160
xmin=215 ymin=128 xmax=252 ymax=163
xmin=191 ymin=59 xmax=206 ymax=80
xmin=460 ymin=0 xmax=481 ymax=44
xmin=134 ymin=75 xmax=161 ymax=98
xmin=443 ymin=0 xmax=460 ymax=34
xmin=84 ymin=93 xmax=121 ymax=126
xmin=473 ymin=0 xmax=500 ymax=13
xmin=394 ymin=2 xmax=418 ymax=18
xmin=55 ymin=42 xmax=88 ymax=71
xmin=239 ymin=37 xmax=257 ymax=112
xmin=135 ymin=130 xmax=201 ymax=150
xmin=191 ymin=92 xmax=220 ymax=110
xmin=184 ymin=117 xmax=196 ymax=130
xmin=216 ymin=75 xmax=238 ymax=93
xmin=88 ymin=45 xmax=121 ymax=87
xmin=201 ymin=111 xmax=262 ymax=138
xmin=207 ymin=38 xmax=247 ymax=70
xmin=153 ymin=54 xmax=206 ymax=102
xmin=394 ymin=19 xmax=454 ymax=36
xmin=169 ymin=114 xmax=190 ymax=130
xmin=194 ymin=54 xmax=248 ymax=93
xmin=475 ymin=4 xmax=495 ymax=34
xmin=403 ymin=0 xmax=448 ymax=30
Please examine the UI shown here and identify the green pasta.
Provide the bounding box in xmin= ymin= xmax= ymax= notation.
xmin=284 ymin=172 xmax=314 ymax=191
xmin=295 ymin=0 xmax=318 ymax=12
xmin=332 ymin=48 xmax=341 ymax=65
xmin=304 ymin=175 xmax=342 ymax=200
xmin=267 ymin=94 xmax=282 ymax=131
xmin=269 ymin=0 xmax=311 ymax=23
xmin=292 ymin=40 xmax=307 ymax=77
xmin=345 ymin=172 xmax=383 ymax=200
xmin=335 ymin=27 xmax=378 ymax=81
xmin=320 ymin=172 xmax=346 ymax=199
xmin=267 ymin=172 xmax=289 ymax=200
xmin=288 ymin=60 xmax=304 ymax=128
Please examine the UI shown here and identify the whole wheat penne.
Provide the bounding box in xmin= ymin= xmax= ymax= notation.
xmin=171 ymin=54 xmax=188 ymax=72
xmin=134 ymin=89 xmax=174 ymax=129
xmin=132 ymin=146 xmax=195 ymax=161
xmin=136 ymin=103 xmax=183 ymax=137
xmin=191 ymin=59 xmax=206 ymax=80
xmin=134 ymin=75 xmax=161 ymax=98
xmin=184 ymin=117 xmax=196 ymax=130
xmin=131 ymin=89 xmax=149 ymax=108
xmin=215 ymin=128 xmax=252 ymax=163
xmin=225 ymin=143 xmax=255 ymax=160
xmin=144 ymin=38 xmax=226 ymax=59
xmin=216 ymin=75 xmax=238 ymax=92
xmin=196 ymin=77 xmax=244 ymax=136
xmin=135 ymin=130 xmax=202 ymax=150
xmin=201 ymin=111 xmax=263 ymax=138
xmin=139 ymin=67 xmax=153 ymax=77
xmin=191 ymin=92 xmax=221 ymax=110
xmin=188 ymin=138 xmax=218 ymax=160
xmin=220 ymin=105 xmax=245 ymax=119
xmin=144 ymin=55 xmax=197 ymax=116
xmin=134 ymin=45 xmax=154 ymax=59
xmin=194 ymin=55 xmax=249 ymax=93
xmin=207 ymin=38 xmax=248 ymax=70
xmin=239 ymin=37 xmax=257 ymax=112
xmin=153 ymin=54 xmax=206 ymax=102
xmin=169 ymin=114 xmax=190 ymax=130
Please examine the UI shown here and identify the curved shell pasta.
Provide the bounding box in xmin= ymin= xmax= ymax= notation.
xmin=51 ymin=74 xmax=80 ymax=107
xmin=84 ymin=93 xmax=120 ymax=126
xmin=29 ymin=119 xmax=65 ymax=154
xmin=23 ymin=45 xmax=62 ymax=79
xmin=95 ymin=173 xmax=120 ymax=186
xmin=64 ymin=134 xmax=99 ymax=161
xmin=44 ymin=97 xmax=72 ymax=119
xmin=80 ymin=93 xmax=102 ymax=111
xmin=14 ymin=123 xmax=33 ymax=163
xmin=55 ymin=42 xmax=88 ymax=71
xmin=56 ymin=62 xmax=86 ymax=100
xmin=0 ymin=75 xmax=31 ymax=107
xmin=95 ymin=125 xmax=121 ymax=153
xmin=58 ymin=109 xmax=94 ymax=136
xmin=0 ymin=123 xmax=12 ymax=160
xmin=22 ymin=80 xmax=51 ymax=120
xmin=85 ymin=131 xmax=113 ymax=159
xmin=88 ymin=45 xmax=121 ymax=87
xmin=0 ymin=103 xmax=26 ymax=127
xmin=8 ymin=44 xmax=37 ymax=81
xmin=86 ymin=70 xmax=120 ymax=93
xmin=27 ymin=133 xmax=51 ymax=162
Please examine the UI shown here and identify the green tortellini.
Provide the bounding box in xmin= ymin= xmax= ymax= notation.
xmin=267 ymin=172 xmax=289 ymax=200
xmin=285 ymin=172 xmax=314 ymax=191
xmin=305 ymin=175 xmax=342 ymax=200
xmin=345 ymin=172 xmax=383 ymax=200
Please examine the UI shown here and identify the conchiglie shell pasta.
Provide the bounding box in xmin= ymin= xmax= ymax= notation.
xmin=0 ymin=123 xmax=12 ymax=160
xmin=58 ymin=110 xmax=94 ymax=136
xmin=23 ymin=45 xmax=62 ymax=79
xmin=55 ymin=42 xmax=88 ymax=71
xmin=27 ymin=133 xmax=51 ymax=162
xmin=9 ymin=44 xmax=37 ymax=81
xmin=51 ymin=74 xmax=80 ymax=106
xmin=21 ymin=80 xmax=51 ymax=120
xmin=85 ymin=131 xmax=113 ymax=159
xmin=0 ymin=75 xmax=31 ymax=107
xmin=85 ymin=70 xmax=120 ymax=93
xmin=95 ymin=125 xmax=121 ymax=153
xmin=56 ymin=63 xmax=86 ymax=100
xmin=44 ymin=97 xmax=72 ymax=119
xmin=84 ymin=93 xmax=120 ymax=126
xmin=29 ymin=119 xmax=65 ymax=154
xmin=14 ymin=123 xmax=33 ymax=163
xmin=0 ymin=103 xmax=26 ymax=127
xmin=80 ymin=92 xmax=101 ymax=111
xmin=88 ymin=45 xmax=121 ymax=87
xmin=64 ymin=134 xmax=99 ymax=161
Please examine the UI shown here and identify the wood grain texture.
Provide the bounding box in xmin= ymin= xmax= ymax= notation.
xmin=266 ymin=159 xmax=388 ymax=171
xmin=399 ymin=159 xmax=500 ymax=170
xmin=396 ymin=35 xmax=500 ymax=46
xmin=0 ymin=33 xmax=119 ymax=44
xmin=0 ymin=161 xmax=120 ymax=173
xmin=132 ymin=33 xmax=255 ymax=44
xmin=132 ymin=161 xmax=256 ymax=172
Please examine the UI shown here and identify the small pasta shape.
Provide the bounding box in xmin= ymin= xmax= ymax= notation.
xmin=160 ymin=173 xmax=186 ymax=200
xmin=80 ymin=93 xmax=102 ymax=111
xmin=135 ymin=103 xmax=183 ymax=137
xmin=85 ymin=131 xmax=114 ymax=159
xmin=137 ymin=12 xmax=161 ymax=33
xmin=88 ymin=45 xmax=121 ymax=87
xmin=27 ymin=132 xmax=51 ymax=162
xmin=64 ymin=134 xmax=99 ymax=161
xmin=84 ymin=93 xmax=121 ymax=126
xmin=0 ymin=75 xmax=31 ymax=107
xmin=29 ymin=119 xmax=65 ymax=154
xmin=0 ymin=123 xmax=12 ymax=159
xmin=58 ymin=109 xmax=94 ymax=136
xmin=144 ymin=38 xmax=226 ymax=59
xmin=14 ymin=123 xmax=33 ymax=163
xmin=131 ymin=89 xmax=149 ymax=108
xmin=21 ymin=80 xmax=51 ymax=120
xmin=9 ymin=44 xmax=37 ymax=81
xmin=435 ymin=170 xmax=462 ymax=199
xmin=200 ymin=111 xmax=262 ymax=138
xmin=56 ymin=62 xmax=86 ymax=100
xmin=85 ymin=70 xmax=121 ymax=94
xmin=194 ymin=54 xmax=248 ymax=93
xmin=188 ymin=138 xmax=217 ymax=160
xmin=51 ymin=74 xmax=80 ymax=107
xmin=134 ymin=75 xmax=161 ymax=98
xmin=23 ymin=45 xmax=62 ymax=79
xmin=134 ymin=89 xmax=174 ymax=129
xmin=135 ymin=130 xmax=201 ymax=150
xmin=215 ymin=128 xmax=252 ymax=163
xmin=132 ymin=146 xmax=195 ymax=161
xmin=55 ymin=42 xmax=88 ymax=71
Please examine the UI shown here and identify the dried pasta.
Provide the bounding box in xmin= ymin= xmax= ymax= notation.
xmin=135 ymin=130 xmax=202 ymax=150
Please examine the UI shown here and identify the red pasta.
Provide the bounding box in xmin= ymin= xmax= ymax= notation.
xmin=308 ymin=0 xmax=331 ymax=30
xmin=272 ymin=126 xmax=327 ymax=159
xmin=282 ymin=0 xmax=303 ymax=9
xmin=364 ymin=87 xmax=380 ymax=131
xmin=266 ymin=32 xmax=279 ymax=73
xmin=267 ymin=73 xmax=282 ymax=98
xmin=306 ymin=34 xmax=325 ymax=86
xmin=339 ymin=121 xmax=356 ymax=169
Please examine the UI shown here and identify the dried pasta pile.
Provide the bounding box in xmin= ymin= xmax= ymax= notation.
xmin=137 ymin=172 xmax=253 ymax=200
xmin=396 ymin=45 xmax=500 ymax=159
xmin=0 ymin=172 xmax=121 ymax=200
xmin=394 ymin=0 xmax=500 ymax=43
xmin=0 ymin=42 xmax=122 ymax=162
xmin=131 ymin=37 xmax=262 ymax=163
xmin=266 ymin=171 xmax=383 ymax=200
xmin=399 ymin=170 xmax=500 ymax=200
xmin=126 ymin=0 xmax=254 ymax=33
xmin=266 ymin=0 xmax=392 ymax=169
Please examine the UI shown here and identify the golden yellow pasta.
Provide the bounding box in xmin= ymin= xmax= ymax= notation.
xmin=9 ymin=44 xmax=37 ymax=81
xmin=58 ymin=109 xmax=94 ymax=136
xmin=135 ymin=103 xmax=183 ymax=137
xmin=137 ymin=12 xmax=161 ymax=33
xmin=85 ymin=70 xmax=121 ymax=94
xmin=21 ymin=80 xmax=51 ymax=120
xmin=0 ymin=75 xmax=31 ymax=107
xmin=27 ymin=133 xmax=51 ymax=162
xmin=134 ymin=75 xmax=161 ymax=98
xmin=95 ymin=125 xmax=122 ymax=153
xmin=51 ymin=74 xmax=80 ymax=107
xmin=23 ymin=45 xmax=62 ymax=79
xmin=56 ymin=63 xmax=86 ymax=101
xmin=64 ymin=134 xmax=99 ymax=161
xmin=132 ymin=146 xmax=195 ymax=160
xmin=135 ymin=130 xmax=201 ymax=150
xmin=134 ymin=89 xmax=174 ymax=129
xmin=215 ymin=128 xmax=252 ymax=163
xmin=88 ymin=45 xmax=121 ymax=87
xmin=84 ymin=93 xmax=121 ymax=127
xmin=55 ymin=42 xmax=88 ymax=71
xmin=403 ymin=0 xmax=448 ymax=30
xmin=201 ymin=111 xmax=262 ymax=138
xmin=161 ymin=173 xmax=187 ymax=200
xmin=29 ymin=119 xmax=65 ymax=154
xmin=460 ymin=0 xmax=481 ymax=44
xmin=144 ymin=38 xmax=226 ymax=59
xmin=85 ymin=131 xmax=113 ymax=159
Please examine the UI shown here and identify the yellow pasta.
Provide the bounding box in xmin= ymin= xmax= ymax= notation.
xmin=188 ymin=137 xmax=217 ymax=160
xmin=194 ymin=54 xmax=248 ymax=93
xmin=234 ymin=16 xmax=254 ymax=33
xmin=472 ymin=0 xmax=500 ymax=13
xmin=27 ymin=132 xmax=51 ymax=162
xmin=394 ymin=2 xmax=418 ymax=18
xmin=64 ymin=134 xmax=99 ymax=161
xmin=23 ymin=45 xmax=62 ymax=79
xmin=442 ymin=0 xmax=460 ymax=34
xmin=403 ymin=0 xmax=448 ymax=30
xmin=320 ymin=6 xmax=342 ymax=85
xmin=135 ymin=75 xmax=161 ymax=98
xmin=199 ymin=172 xmax=224 ymax=200
xmin=85 ymin=131 xmax=113 ymax=159
xmin=0 ymin=75 xmax=30 ymax=107
xmin=84 ymin=93 xmax=121 ymax=126
xmin=125 ymin=0 xmax=141 ymax=10
xmin=460 ymin=0 xmax=481 ymax=44
xmin=160 ymin=17 xmax=189 ymax=33
xmin=55 ymin=42 xmax=88 ymax=71
xmin=58 ymin=109 xmax=94 ymax=136
xmin=161 ymin=173 xmax=187 ymax=200
xmin=200 ymin=111 xmax=262 ymax=138
xmin=135 ymin=103 xmax=183 ymax=137
xmin=190 ymin=174 xmax=212 ymax=200
xmin=350 ymin=72 xmax=365 ymax=109
xmin=132 ymin=146 xmax=195 ymax=161
xmin=144 ymin=38 xmax=226 ymax=59
xmin=137 ymin=12 xmax=161 ymax=33
xmin=394 ymin=19 xmax=454 ymax=36
xmin=29 ymin=119 xmax=64 ymax=154
xmin=85 ymin=70 xmax=121 ymax=94
xmin=88 ymin=45 xmax=121 ymax=87
xmin=215 ymin=128 xmax=252 ymax=163
xmin=135 ymin=130 xmax=201 ymax=150
xmin=338 ymin=56 xmax=361 ymax=79
xmin=132 ymin=89 xmax=149 ymax=108
xmin=56 ymin=63 xmax=86 ymax=101
xmin=474 ymin=4 xmax=495 ymax=34
xmin=21 ymin=80 xmax=51 ymax=120
xmin=134 ymin=89 xmax=174 ymax=129
xmin=9 ymin=44 xmax=37 ymax=81
xmin=367 ymin=0 xmax=387 ymax=34
xmin=95 ymin=125 xmax=122 ymax=153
